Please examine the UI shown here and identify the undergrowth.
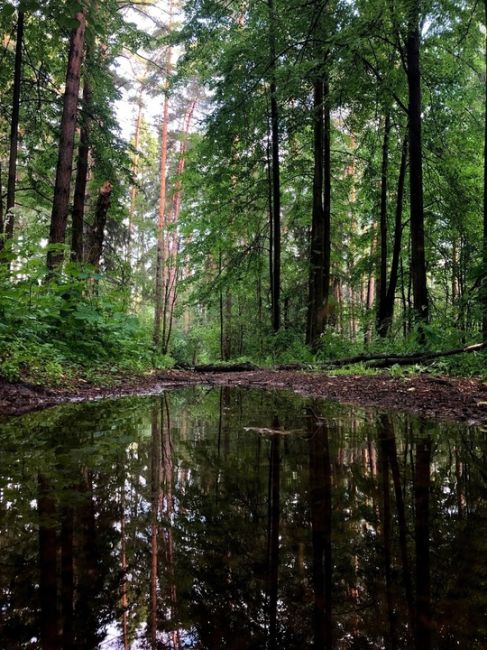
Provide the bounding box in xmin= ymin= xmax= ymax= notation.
xmin=0 ymin=257 xmax=162 ymax=386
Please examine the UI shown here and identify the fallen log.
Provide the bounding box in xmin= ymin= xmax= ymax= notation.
xmin=364 ymin=342 xmax=487 ymax=369
xmin=191 ymin=362 xmax=260 ymax=373
xmin=176 ymin=343 xmax=486 ymax=374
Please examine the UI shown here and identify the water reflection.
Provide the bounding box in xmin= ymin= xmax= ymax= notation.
xmin=0 ymin=387 xmax=485 ymax=649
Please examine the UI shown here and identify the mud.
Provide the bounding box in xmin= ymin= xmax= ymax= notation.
xmin=1 ymin=370 xmax=487 ymax=425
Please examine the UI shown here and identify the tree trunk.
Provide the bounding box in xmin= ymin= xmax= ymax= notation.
xmin=223 ymin=289 xmax=232 ymax=360
xmin=154 ymin=4 xmax=174 ymax=348
xmin=323 ymin=71 xmax=331 ymax=327
xmin=87 ymin=181 xmax=112 ymax=269
xmin=47 ymin=11 xmax=86 ymax=272
xmin=307 ymin=78 xmax=325 ymax=350
xmin=377 ymin=112 xmax=391 ymax=336
xmin=379 ymin=133 xmax=408 ymax=336
xmin=128 ymin=94 xmax=143 ymax=260
xmin=162 ymin=100 xmax=196 ymax=354
xmin=71 ymin=80 xmax=91 ymax=262
xmin=5 ymin=10 xmax=24 ymax=242
xmin=406 ymin=1 xmax=429 ymax=329
xmin=268 ymin=0 xmax=281 ymax=333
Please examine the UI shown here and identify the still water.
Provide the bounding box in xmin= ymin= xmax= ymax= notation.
xmin=0 ymin=387 xmax=485 ymax=649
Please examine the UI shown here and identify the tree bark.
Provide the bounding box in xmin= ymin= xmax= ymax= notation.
xmin=307 ymin=77 xmax=326 ymax=350
xmin=268 ymin=0 xmax=281 ymax=333
xmin=47 ymin=11 xmax=86 ymax=272
xmin=377 ymin=113 xmax=391 ymax=336
xmin=154 ymin=3 xmax=174 ymax=348
xmin=71 ymin=80 xmax=91 ymax=262
xmin=323 ymin=70 xmax=332 ymax=328
xmin=87 ymin=181 xmax=112 ymax=269
xmin=162 ymin=99 xmax=196 ymax=354
xmin=5 ymin=10 xmax=24 ymax=242
xmin=379 ymin=133 xmax=408 ymax=336
xmin=128 ymin=90 xmax=143 ymax=263
xmin=406 ymin=1 xmax=429 ymax=329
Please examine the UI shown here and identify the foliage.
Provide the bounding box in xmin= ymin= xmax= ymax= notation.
xmin=0 ymin=239 xmax=154 ymax=385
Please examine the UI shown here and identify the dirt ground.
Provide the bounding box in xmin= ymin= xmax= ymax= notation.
xmin=1 ymin=369 xmax=487 ymax=425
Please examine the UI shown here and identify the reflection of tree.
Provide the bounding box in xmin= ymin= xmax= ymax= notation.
xmin=308 ymin=408 xmax=332 ymax=649
xmin=0 ymin=389 xmax=486 ymax=649
xmin=266 ymin=419 xmax=281 ymax=650
xmin=38 ymin=473 xmax=59 ymax=649
xmin=378 ymin=415 xmax=414 ymax=640
xmin=414 ymin=432 xmax=432 ymax=649
xmin=150 ymin=404 xmax=162 ymax=648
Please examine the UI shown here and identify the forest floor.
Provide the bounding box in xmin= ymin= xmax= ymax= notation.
xmin=2 ymin=369 xmax=487 ymax=425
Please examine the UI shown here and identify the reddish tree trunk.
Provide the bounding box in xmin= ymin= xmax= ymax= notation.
xmin=154 ymin=3 xmax=174 ymax=347
xmin=162 ymin=100 xmax=196 ymax=353
xmin=47 ymin=11 xmax=86 ymax=271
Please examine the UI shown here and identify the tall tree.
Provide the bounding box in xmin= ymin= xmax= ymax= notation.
xmin=86 ymin=181 xmax=112 ymax=269
xmin=71 ymin=79 xmax=91 ymax=262
xmin=268 ymin=0 xmax=281 ymax=333
xmin=378 ymin=129 xmax=408 ymax=337
xmin=46 ymin=9 xmax=86 ymax=272
xmin=154 ymin=2 xmax=174 ymax=348
xmin=307 ymin=0 xmax=332 ymax=351
xmin=377 ymin=112 xmax=391 ymax=335
xmin=406 ymin=0 xmax=429 ymax=329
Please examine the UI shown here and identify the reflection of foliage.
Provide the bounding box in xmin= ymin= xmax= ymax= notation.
xmin=0 ymin=389 xmax=485 ymax=647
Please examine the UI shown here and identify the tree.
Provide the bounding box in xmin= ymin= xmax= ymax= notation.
xmin=268 ymin=0 xmax=282 ymax=333
xmin=46 ymin=9 xmax=86 ymax=272
xmin=406 ymin=0 xmax=429 ymax=329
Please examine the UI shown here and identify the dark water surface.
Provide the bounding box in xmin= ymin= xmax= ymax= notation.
xmin=0 ymin=387 xmax=485 ymax=649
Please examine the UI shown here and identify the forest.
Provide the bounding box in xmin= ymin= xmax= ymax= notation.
xmin=1 ymin=3 xmax=487 ymax=649
xmin=0 ymin=0 xmax=486 ymax=386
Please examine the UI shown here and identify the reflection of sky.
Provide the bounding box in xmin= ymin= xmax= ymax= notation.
xmin=101 ymin=621 xmax=196 ymax=648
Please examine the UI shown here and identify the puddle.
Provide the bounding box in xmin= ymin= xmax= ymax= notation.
xmin=0 ymin=387 xmax=485 ymax=648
